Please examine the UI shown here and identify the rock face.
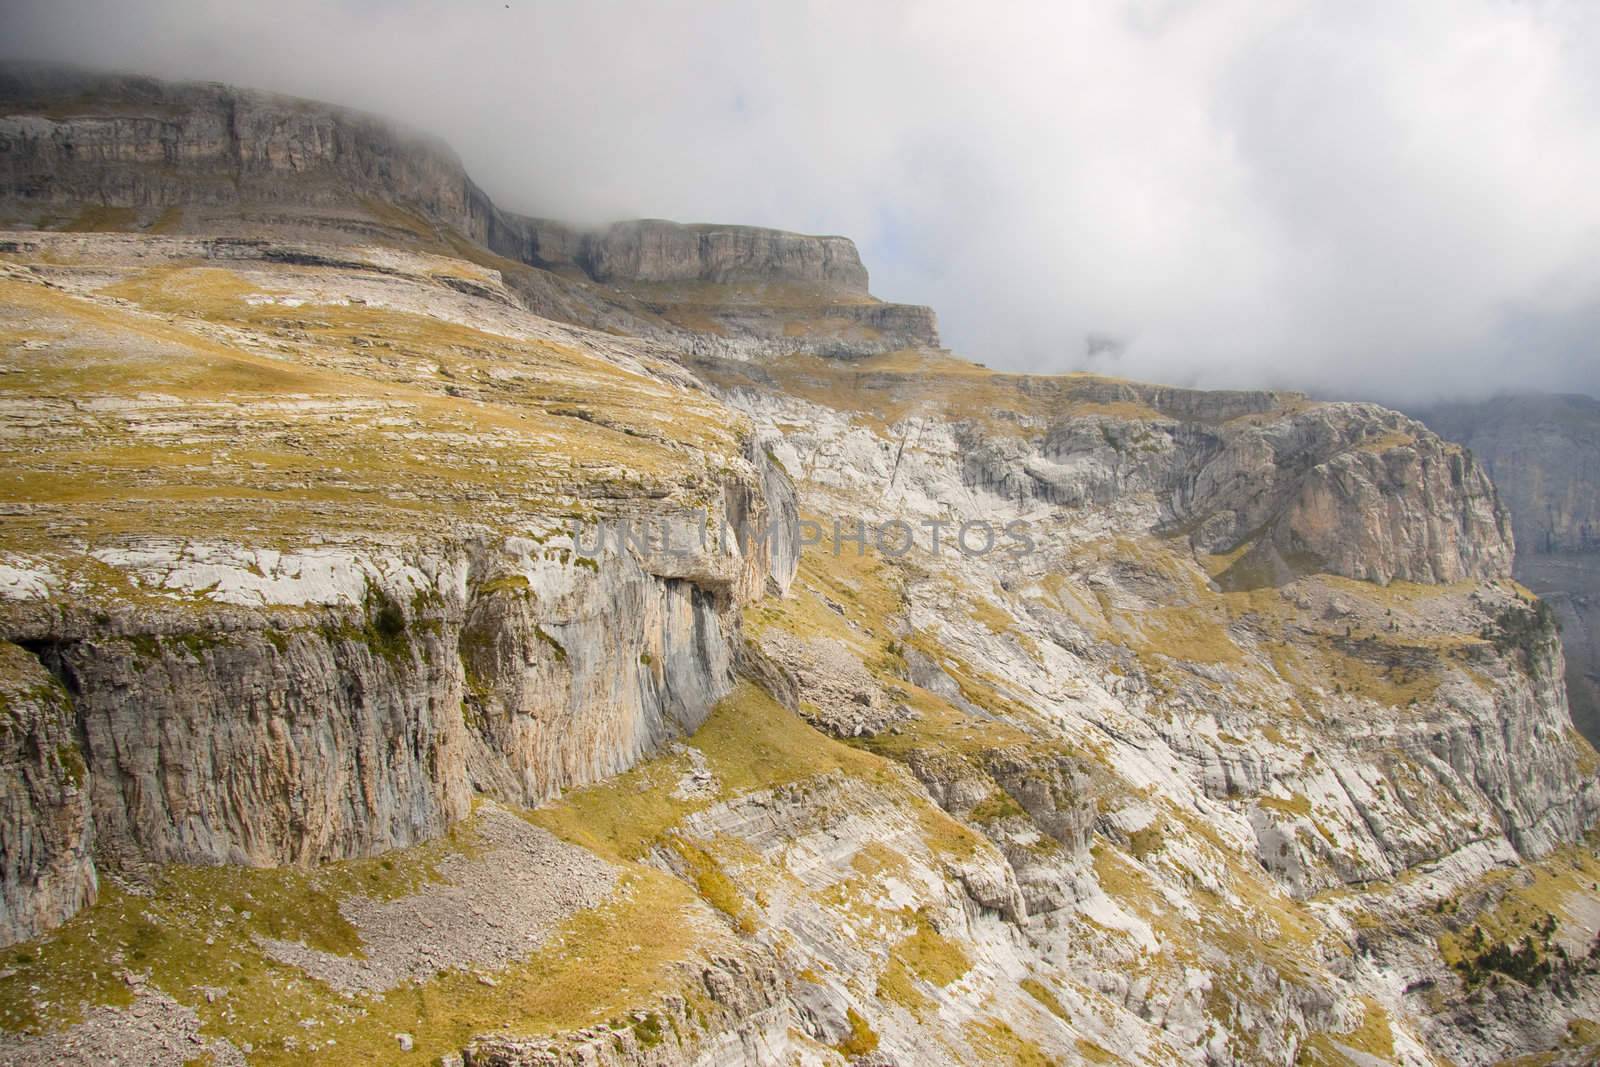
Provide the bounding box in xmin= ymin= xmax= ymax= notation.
xmin=714 ymin=354 xmax=1600 ymax=1064
xmin=752 ymin=360 xmax=1514 ymax=586
xmin=0 ymin=63 xmax=481 ymax=232
xmin=1418 ymin=393 xmax=1600 ymax=744
xmin=576 ymin=219 xmax=867 ymax=292
xmin=0 ymin=219 xmax=802 ymax=909
xmin=1419 ymin=394 xmax=1600 ymax=556
xmin=1208 ymin=403 xmax=1514 ymax=585
xmin=2 ymin=490 xmax=793 ymax=873
xmin=0 ymin=642 xmax=95 ymax=945
xmin=464 ymin=954 xmax=791 ymax=1067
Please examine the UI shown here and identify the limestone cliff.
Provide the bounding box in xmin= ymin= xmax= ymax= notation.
xmin=518 ymin=217 xmax=868 ymax=293
xmin=0 ymin=228 xmax=799 ymax=925
xmin=966 ymin=399 xmax=1512 ymax=585
xmin=705 ymin=348 xmax=1600 ymax=1065
xmin=0 ymin=643 xmax=94 ymax=945
xmin=4 ymin=529 xmax=771 ymax=872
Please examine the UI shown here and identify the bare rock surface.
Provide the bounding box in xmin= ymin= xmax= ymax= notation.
xmin=757 ymin=631 xmax=912 ymax=737
xmin=0 ymin=642 xmax=94 ymax=945
xmin=1418 ymin=392 xmax=1600 ymax=744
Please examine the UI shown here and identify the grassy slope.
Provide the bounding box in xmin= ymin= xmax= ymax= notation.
xmin=0 ymin=260 xmax=739 ymax=553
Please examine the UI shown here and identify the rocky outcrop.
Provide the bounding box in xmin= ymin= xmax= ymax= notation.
xmin=1418 ymin=394 xmax=1600 ymax=557
xmin=488 ymin=214 xmax=876 ymax=298
xmin=753 ymin=440 xmax=800 ymax=595
xmin=959 ymin=400 xmax=1512 ymax=585
xmin=580 ymin=219 xmax=867 ymax=292
xmin=456 ymin=556 xmax=735 ymax=810
xmin=0 ymin=64 xmax=479 ymax=229
xmin=1 ymin=545 xmax=708 ymax=871
xmin=721 ymin=367 xmax=1600 ymax=1065
xmin=0 ymin=642 xmax=95 ymax=945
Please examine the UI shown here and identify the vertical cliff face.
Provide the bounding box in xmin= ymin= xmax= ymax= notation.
xmin=456 ymin=557 xmax=734 ymax=809
xmin=40 ymin=618 xmax=471 ymax=870
xmin=578 ymin=220 xmax=869 ymax=291
xmin=0 ymin=65 xmax=480 ymax=224
xmin=0 ymin=451 xmax=797 ymax=879
xmin=0 ymin=643 xmax=94 ymax=945
xmin=1419 ymin=394 xmax=1600 ymax=556
xmin=946 ymin=395 xmax=1513 ymax=586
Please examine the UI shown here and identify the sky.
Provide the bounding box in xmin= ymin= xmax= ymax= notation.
xmin=8 ymin=0 xmax=1600 ymax=403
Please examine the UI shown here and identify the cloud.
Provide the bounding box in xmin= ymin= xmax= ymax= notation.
xmin=9 ymin=0 xmax=1600 ymax=403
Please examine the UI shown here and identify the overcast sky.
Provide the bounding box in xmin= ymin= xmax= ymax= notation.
xmin=9 ymin=0 xmax=1600 ymax=403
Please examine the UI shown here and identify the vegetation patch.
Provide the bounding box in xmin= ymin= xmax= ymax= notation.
xmin=1127 ymin=822 xmax=1166 ymax=859
xmin=474 ymin=574 xmax=532 ymax=598
xmin=1438 ymin=842 xmax=1600 ymax=989
xmin=533 ymin=625 xmax=568 ymax=664
xmin=835 ymin=1007 xmax=879 ymax=1057
xmin=964 ymin=1018 xmax=1055 ymax=1067
xmin=0 ymin=263 xmax=741 ymax=554
xmin=1020 ymin=977 xmax=1069 ymax=1023
xmin=969 ymin=787 xmax=1028 ymax=824
xmin=665 ymin=836 xmax=757 ymax=936
xmin=1257 ymin=794 xmax=1313 ymax=820
xmin=892 ymin=907 xmax=970 ymax=989
xmin=530 ymin=682 xmax=892 ymax=863
xmin=0 ymin=811 xmax=717 ymax=1065
xmin=1297 ymin=998 xmax=1395 ymax=1066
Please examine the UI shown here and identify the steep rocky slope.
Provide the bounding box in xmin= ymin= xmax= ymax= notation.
xmin=1417 ymin=394 xmax=1600 ymax=745
xmin=1 ymin=69 xmax=1599 ymax=1067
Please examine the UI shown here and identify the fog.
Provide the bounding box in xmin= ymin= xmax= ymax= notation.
xmin=10 ymin=0 xmax=1600 ymax=403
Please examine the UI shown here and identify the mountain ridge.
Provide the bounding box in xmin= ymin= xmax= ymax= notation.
xmin=0 ymin=60 xmax=940 ymax=360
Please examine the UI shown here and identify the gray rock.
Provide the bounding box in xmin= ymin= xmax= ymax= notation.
xmin=1417 ymin=392 xmax=1600 ymax=744
xmin=0 ymin=642 xmax=95 ymax=945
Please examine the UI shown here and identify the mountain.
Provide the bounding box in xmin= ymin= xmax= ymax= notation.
xmin=1417 ymin=393 xmax=1600 ymax=745
xmin=0 ymin=61 xmax=938 ymax=360
xmin=2 ymin=65 xmax=1600 ymax=1067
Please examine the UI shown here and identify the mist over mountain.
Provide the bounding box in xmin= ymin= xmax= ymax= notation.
xmin=8 ymin=0 xmax=1600 ymax=404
